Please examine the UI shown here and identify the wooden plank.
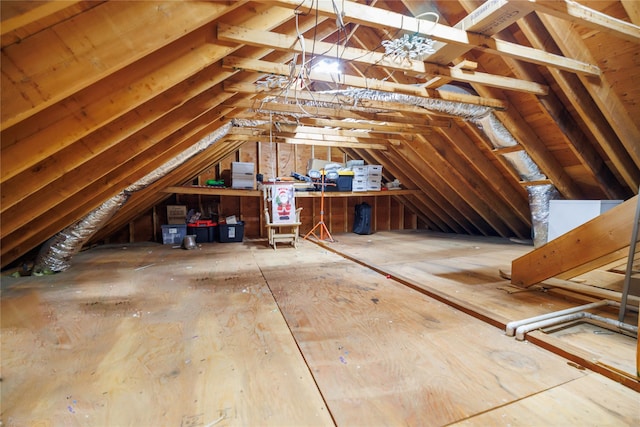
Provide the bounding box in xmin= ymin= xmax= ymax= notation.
xmin=1 ymin=244 xmax=333 ymax=426
xmin=0 ymin=109 xmax=238 ymax=265
xmin=511 ymin=195 xmax=638 ymax=287
xmin=404 ymin=135 xmax=514 ymax=237
xmin=1 ymin=34 xmax=233 ymax=182
xmin=1 ymin=86 xmax=235 ymax=216
xmin=5 ymin=232 xmax=638 ymax=424
xmin=426 ymin=0 xmax=529 ymax=66
xmin=433 ymin=126 xmax=531 ymax=238
xmin=454 ymin=374 xmax=639 ymax=425
xmin=322 ymin=229 xmax=639 ymax=387
xmin=273 ymin=0 xmax=601 ymax=76
xmin=280 ymin=137 xmax=388 ymax=150
xmin=0 ymin=1 xmax=242 ymax=130
xmin=230 ymin=111 xmax=452 ymax=131
xmin=219 ymin=23 xmax=549 ymax=95
xmin=164 ymin=186 xmax=262 ymax=197
xmin=0 ymin=1 xmax=84 ymax=35
xmin=516 ymin=0 xmax=640 ymax=42
xmin=540 ymin=278 xmax=640 ymax=305
xmin=256 ymin=242 xmax=629 ymax=425
xmin=222 ymin=56 xmax=508 ymax=110
xmin=537 ymin=13 xmax=640 ymax=184
xmin=516 ymin=13 xmax=640 ymax=192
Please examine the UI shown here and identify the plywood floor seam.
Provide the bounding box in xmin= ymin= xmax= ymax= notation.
xmin=2 ymin=232 xmax=638 ymax=426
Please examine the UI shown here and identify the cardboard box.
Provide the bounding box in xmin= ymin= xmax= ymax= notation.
xmin=167 ymin=205 xmax=187 ymax=224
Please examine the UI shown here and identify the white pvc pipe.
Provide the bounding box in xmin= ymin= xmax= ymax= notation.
xmin=515 ymin=311 xmax=638 ymax=341
xmin=505 ymin=300 xmax=612 ymax=336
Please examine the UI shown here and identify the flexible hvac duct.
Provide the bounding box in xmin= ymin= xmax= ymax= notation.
xmin=526 ymin=184 xmax=561 ymax=247
xmin=34 ymin=122 xmax=233 ymax=272
xmin=33 ymin=192 xmax=131 ymax=273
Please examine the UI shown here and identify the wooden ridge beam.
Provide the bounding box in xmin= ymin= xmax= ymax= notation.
xmin=511 ymin=195 xmax=638 ymax=287
xmin=272 ymin=0 xmax=600 ymax=76
xmin=218 ymin=23 xmax=549 ymax=95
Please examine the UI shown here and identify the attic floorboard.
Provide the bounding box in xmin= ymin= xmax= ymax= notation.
xmin=326 ymin=230 xmax=639 ymax=383
xmin=1 ymin=234 xmax=638 ymax=426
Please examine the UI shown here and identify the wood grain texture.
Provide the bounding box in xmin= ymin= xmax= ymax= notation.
xmin=1 ymin=243 xmax=332 ymax=426
xmin=2 ymin=232 xmax=638 ymax=426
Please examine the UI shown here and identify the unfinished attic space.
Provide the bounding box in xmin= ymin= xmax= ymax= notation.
xmin=2 ymin=0 xmax=640 ymax=425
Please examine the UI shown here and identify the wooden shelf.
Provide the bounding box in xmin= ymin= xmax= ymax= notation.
xmin=163 ymin=186 xmax=262 ymax=196
xmin=164 ymin=186 xmax=420 ymax=197
xmin=294 ymin=189 xmax=420 ymax=198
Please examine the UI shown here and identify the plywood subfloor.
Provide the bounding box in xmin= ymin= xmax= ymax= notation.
xmin=2 ymin=232 xmax=638 ymax=426
xmin=326 ymin=230 xmax=639 ymax=379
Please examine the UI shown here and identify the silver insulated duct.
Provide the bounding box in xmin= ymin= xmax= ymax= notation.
xmin=34 ymin=122 xmax=233 ymax=272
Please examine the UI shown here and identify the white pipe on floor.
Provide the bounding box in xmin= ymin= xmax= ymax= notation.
xmin=514 ymin=311 xmax=638 ymax=341
xmin=505 ymin=300 xmax=612 ymax=336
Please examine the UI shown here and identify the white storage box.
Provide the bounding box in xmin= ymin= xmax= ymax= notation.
xmin=352 ymin=165 xmax=368 ymax=176
xmin=231 ymin=162 xmax=255 ymax=175
xmin=367 ymin=165 xmax=383 ymax=175
xmin=231 ymin=162 xmax=255 ymax=189
xmin=547 ymin=200 xmax=623 ymax=242
xmin=367 ymin=176 xmax=382 ymax=184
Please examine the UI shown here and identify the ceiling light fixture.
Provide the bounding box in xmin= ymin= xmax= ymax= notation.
xmin=382 ymin=11 xmax=439 ymax=63
xmin=313 ymin=58 xmax=342 ymax=75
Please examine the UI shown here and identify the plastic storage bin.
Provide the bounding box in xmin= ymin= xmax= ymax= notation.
xmin=187 ymin=225 xmax=209 ymax=243
xmin=218 ymin=221 xmax=244 ymax=243
xmin=187 ymin=220 xmax=217 ymax=243
xmin=161 ymin=224 xmax=187 ymax=245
